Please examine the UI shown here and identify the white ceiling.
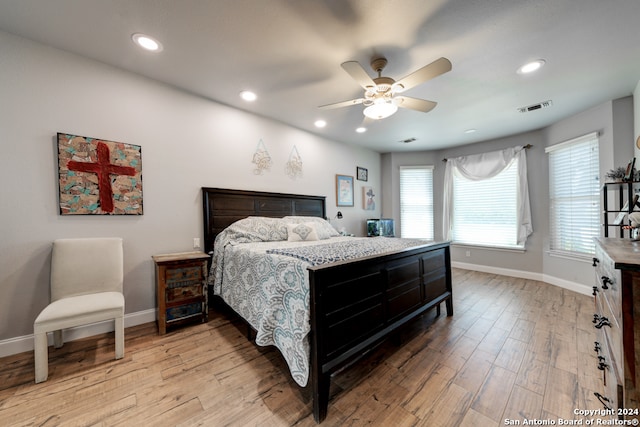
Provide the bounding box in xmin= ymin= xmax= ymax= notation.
xmin=2 ymin=0 xmax=640 ymax=153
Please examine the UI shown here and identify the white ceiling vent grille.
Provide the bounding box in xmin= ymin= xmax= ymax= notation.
xmin=518 ymin=100 xmax=553 ymax=113
xmin=399 ymin=137 xmax=417 ymax=144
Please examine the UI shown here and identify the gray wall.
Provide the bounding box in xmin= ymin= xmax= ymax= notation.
xmin=2 ymin=27 xmax=638 ymax=351
xmin=0 ymin=31 xmax=381 ymax=344
xmin=382 ymin=97 xmax=636 ymax=291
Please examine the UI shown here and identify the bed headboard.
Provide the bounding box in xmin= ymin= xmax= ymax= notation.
xmin=202 ymin=187 xmax=326 ymax=255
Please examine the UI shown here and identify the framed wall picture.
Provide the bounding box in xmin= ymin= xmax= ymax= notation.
xmin=357 ymin=166 xmax=368 ymax=181
xmin=363 ymin=186 xmax=376 ymax=210
xmin=336 ymin=174 xmax=354 ymax=206
xmin=57 ymin=132 xmax=143 ymax=215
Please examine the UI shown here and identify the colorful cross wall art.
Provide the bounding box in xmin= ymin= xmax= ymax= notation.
xmin=57 ymin=133 xmax=143 ymax=215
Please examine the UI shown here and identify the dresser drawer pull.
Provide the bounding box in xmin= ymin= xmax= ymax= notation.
xmin=600 ymin=276 xmax=612 ymax=290
xmin=597 ymin=356 xmax=609 ymax=371
xmin=594 ymin=317 xmax=612 ymax=329
xmin=592 ymin=257 xmax=600 ymax=267
xmin=594 ymin=341 xmax=601 ymax=353
xmin=594 ymin=392 xmax=612 ymax=411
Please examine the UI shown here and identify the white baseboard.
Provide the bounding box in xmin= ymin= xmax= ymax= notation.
xmin=0 ymin=265 xmax=591 ymax=359
xmin=0 ymin=309 xmax=157 ymax=359
xmin=451 ymin=261 xmax=591 ymax=296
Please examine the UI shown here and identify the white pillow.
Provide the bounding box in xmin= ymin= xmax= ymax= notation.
xmin=287 ymin=222 xmax=319 ymax=242
xmin=283 ymin=216 xmax=340 ymax=239
xmin=225 ymin=217 xmax=288 ymax=242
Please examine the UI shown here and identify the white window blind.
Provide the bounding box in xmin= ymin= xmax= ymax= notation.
xmin=400 ymin=166 xmax=434 ymax=239
xmin=451 ymin=158 xmax=520 ymax=248
xmin=546 ymin=132 xmax=600 ymax=256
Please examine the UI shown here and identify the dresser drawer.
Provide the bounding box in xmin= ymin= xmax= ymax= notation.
xmin=594 ymin=245 xmax=622 ymax=326
xmin=595 ymin=290 xmax=623 ymax=381
xmin=594 ymin=324 xmax=622 ymax=414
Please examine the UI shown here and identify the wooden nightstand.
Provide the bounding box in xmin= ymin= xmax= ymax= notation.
xmin=152 ymin=251 xmax=210 ymax=335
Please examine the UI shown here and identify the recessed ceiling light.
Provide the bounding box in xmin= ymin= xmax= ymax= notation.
xmin=356 ymin=127 xmax=367 ymax=133
xmin=131 ymin=33 xmax=163 ymax=52
xmin=464 ymin=129 xmax=477 ymax=134
xmin=314 ymin=120 xmax=327 ymax=128
xmin=517 ymin=59 xmax=545 ymax=74
xmin=240 ymin=91 xmax=257 ymax=102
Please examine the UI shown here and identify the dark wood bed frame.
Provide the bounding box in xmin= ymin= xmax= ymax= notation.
xmin=202 ymin=187 xmax=453 ymax=423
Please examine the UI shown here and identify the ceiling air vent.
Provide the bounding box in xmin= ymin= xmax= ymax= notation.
xmin=399 ymin=137 xmax=416 ymax=144
xmin=518 ymin=100 xmax=553 ymax=113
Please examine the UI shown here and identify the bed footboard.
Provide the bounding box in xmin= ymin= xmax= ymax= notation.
xmin=307 ymin=241 xmax=452 ymax=422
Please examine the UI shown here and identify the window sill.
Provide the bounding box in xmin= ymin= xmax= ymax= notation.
xmin=451 ymin=243 xmax=525 ymax=253
xmin=547 ymin=250 xmax=593 ymax=263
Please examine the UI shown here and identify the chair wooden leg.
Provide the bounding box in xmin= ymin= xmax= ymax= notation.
xmin=53 ymin=330 xmax=63 ymax=348
xmin=34 ymin=332 xmax=48 ymax=383
xmin=115 ymin=316 xmax=124 ymax=359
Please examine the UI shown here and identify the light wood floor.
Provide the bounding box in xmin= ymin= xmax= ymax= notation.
xmin=0 ymin=269 xmax=605 ymax=426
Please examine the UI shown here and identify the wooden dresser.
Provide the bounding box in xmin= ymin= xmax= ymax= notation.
xmin=592 ymin=237 xmax=640 ymax=416
xmin=152 ymin=251 xmax=210 ymax=334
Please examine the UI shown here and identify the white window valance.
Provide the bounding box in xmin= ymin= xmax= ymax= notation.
xmin=443 ymin=146 xmax=533 ymax=247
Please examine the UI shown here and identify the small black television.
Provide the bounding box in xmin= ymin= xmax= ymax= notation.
xmin=366 ymin=218 xmax=395 ymax=237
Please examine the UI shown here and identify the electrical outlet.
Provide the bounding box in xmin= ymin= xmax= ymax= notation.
xmin=465 ymin=250 xmax=471 ymax=257
xmin=193 ymin=237 xmax=201 ymax=249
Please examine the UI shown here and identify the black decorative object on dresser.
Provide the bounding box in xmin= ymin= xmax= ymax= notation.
xmin=152 ymin=251 xmax=210 ymax=335
xmin=603 ymin=181 xmax=639 ymax=237
xmin=592 ymin=238 xmax=640 ymax=417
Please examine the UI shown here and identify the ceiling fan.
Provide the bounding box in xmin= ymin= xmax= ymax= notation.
xmin=319 ymin=56 xmax=452 ymax=120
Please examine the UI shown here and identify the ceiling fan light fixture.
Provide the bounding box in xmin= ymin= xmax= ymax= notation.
xmin=391 ymin=82 xmax=405 ymax=93
xmin=363 ymin=101 xmax=398 ymax=120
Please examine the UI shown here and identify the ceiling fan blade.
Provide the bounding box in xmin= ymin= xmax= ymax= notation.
xmin=394 ymin=57 xmax=452 ymax=92
xmin=341 ymin=61 xmax=376 ymax=90
xmin=395 ymin=96 xmax=437 ymax=113
xmin=318 ymin=98 xmax=364 ymax=110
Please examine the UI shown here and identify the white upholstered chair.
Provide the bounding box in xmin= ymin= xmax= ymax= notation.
xmin=33 ymin=237 xmax=125 ymax=383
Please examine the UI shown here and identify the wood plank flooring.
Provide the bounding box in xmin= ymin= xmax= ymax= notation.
xmin=0 ymin=269 xmax=606 ymax=426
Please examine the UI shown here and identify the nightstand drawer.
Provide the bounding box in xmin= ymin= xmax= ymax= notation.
xmin=166 ymin=302 xmax=203 ymax=322
xmin=166 ymin=265 xmax=204 ymax=287
xmin=166 ymin=284 xmax=204 ymax=302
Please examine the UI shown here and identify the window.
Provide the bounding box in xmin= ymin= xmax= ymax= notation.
xmin=443 ymin=146 xmax=532 ymax=248
xmin=546 ymin=132 xmax=600 ymax=257
xmin=451 ymin=158 xmax=520 ymax=248
xmin=399 ymin=166 xmax=434 ymax=239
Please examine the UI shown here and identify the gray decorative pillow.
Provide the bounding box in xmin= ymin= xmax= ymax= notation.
xmin=287 ymin=222 xmax=319 ymax=242
xmin=283 ymin=216 xmax=340 ymax=239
